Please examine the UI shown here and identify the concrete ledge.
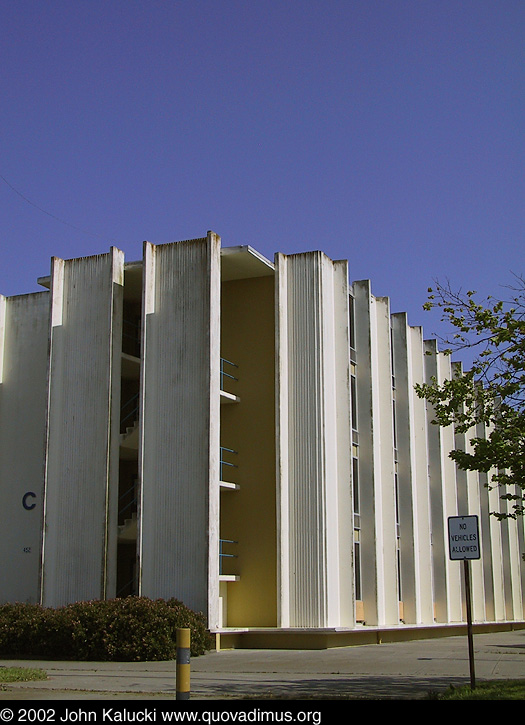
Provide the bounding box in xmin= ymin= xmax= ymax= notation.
xmin=213 ymin=621 xmax=525 ymax=650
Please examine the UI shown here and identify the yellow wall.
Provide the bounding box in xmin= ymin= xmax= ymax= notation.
xmin=220 ymin=275 xmax=277 ymax=626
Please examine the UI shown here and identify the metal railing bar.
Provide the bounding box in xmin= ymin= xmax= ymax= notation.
xmin=219 ymin=539 xmax=239 ymax=575
xmin=220 ymin=358 xmax=239 ymax=389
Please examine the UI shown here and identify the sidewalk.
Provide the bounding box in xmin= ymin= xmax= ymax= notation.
xmin=1 ymin=629 xmax=524 ymax=701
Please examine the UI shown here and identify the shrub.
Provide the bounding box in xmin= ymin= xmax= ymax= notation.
xmin=0 ymin=597 xmax=213 ymax=661
xmin=0 ymin=602 xmax=45 ymax=657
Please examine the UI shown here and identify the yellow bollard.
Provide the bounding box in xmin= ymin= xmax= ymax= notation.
xmin=176 ymin=628 xmax=191 ymax=700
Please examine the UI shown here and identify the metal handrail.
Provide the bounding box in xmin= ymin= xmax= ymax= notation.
xmin=119 ymin=497 xmax=137 ymax=518
xmin=220 ymin=358 xmax=238 ymax=390
xmin=117 ymin=578 xmax=137 ymax=597
xmin=119 ymin=484 xmax=137 ymax=518
xmin=219 ymin=539 xmax=238 ymax=575
xmin=121 ymin=392 xmax=139 ymax=428
xmin=119 ymin=484 xmax=136 ymax=502
xmin=220 ymin=446 xmax=238 ymax=482
xmin=122 ymin=318 xmax=141 ymax=357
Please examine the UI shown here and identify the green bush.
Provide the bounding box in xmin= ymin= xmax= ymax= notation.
xmin=0 ymin=602 xmax=45 ymax=657
xmin=0 ymin=597 xmax=213 ymax=661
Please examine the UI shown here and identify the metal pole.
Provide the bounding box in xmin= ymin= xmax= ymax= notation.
xmin=463 ymin=559 xmax=476 ymax=689
xmin=176 ymin=628 xmax=191 ymax=700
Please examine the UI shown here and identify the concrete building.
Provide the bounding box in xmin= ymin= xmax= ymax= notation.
xmin=1 ymin=233 xmax=523 ymax=646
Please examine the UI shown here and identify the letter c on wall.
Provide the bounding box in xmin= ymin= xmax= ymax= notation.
xmin=22 ymin=492 xmax=36 ymax=510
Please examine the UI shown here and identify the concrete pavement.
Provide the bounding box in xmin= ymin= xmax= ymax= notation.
xmin=1 ymin=629 xmax=524 ymax=700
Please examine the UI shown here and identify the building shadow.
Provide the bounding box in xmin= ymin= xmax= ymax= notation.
xmin=193 ymin=675 xmax=472 ymax=700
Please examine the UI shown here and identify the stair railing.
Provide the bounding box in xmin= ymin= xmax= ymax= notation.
xmin=219 ymin=539 xmax=238 ymax=575
xmin=220 ymin=446 xmax=238 ymax=482
xmin=220 ymin=358 xmax=238 ymax=392
xmin=121 ymin=392 xmax=139 ymax=431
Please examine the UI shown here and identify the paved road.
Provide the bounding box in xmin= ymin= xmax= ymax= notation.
xmin=1 ymin=629 xmax=524 ymax=700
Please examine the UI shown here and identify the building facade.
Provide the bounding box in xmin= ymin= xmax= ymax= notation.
xmin=1 ymin=233 xmax=524 ymax=640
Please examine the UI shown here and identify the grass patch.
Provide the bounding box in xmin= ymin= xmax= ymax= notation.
xmin=0 ymin=667 xmax=47 ymax=683
xmin=438 ymin=680 xmax=525 ymax=700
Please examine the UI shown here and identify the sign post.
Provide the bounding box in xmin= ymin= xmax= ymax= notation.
xmin=448 ymin=515 xmax=480 ymax=690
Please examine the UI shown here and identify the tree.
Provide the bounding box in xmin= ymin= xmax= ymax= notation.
xmin=415 ymin=276 xmax=525 ymax=520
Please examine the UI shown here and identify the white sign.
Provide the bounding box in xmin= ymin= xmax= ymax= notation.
xmin=448 ymin=515 xmax=480 ymax=560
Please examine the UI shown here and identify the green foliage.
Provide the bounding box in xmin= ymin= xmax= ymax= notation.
xmin=437 ymin=680 xmax=525 ymax=700
xmin=416 ymin=277 xmax=525 ymax=519
xmin=0 ymin=597 xmax=213 ymax=661
xmin=0 ymin=667 xmax=47 ymax=683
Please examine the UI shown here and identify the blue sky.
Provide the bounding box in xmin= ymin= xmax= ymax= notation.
xmin=1 ymin=0 xmax=523 ymax=338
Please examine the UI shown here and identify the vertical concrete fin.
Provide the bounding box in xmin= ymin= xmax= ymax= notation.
xmin=275 ymin=253 xmax=290 ymax=629
xmin=41 ymin=250 xmax=124 ymax=607
xmin=104 ymin=247 xmax=125 ymax=599
xmin=207 ymin=231 xmax=221 ymax=629
xmin=424 ymin=340 xmax=462 ymax=622
xmin=390 ymin=313 xmax=434 ymax=625
xmin=332 ymin=260 xmax=354 ymax=625
xmin=142 ymin=241 xmax=156 ymax=317
xmin=277 ymin=251 xmax=353 ymax=628
xmin=49 ymin=257 xmax=65 ymax=328
xmin=0 ymin=292 xmax=49 ymax=604
xmin=139 ymin=236 xmax=221 ymax=624
xmin=0 ymin=294 xmax=5 ymax=383
xmin=352 ymin=282 xmax=398 ymax=626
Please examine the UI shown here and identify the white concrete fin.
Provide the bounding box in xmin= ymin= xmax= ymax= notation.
xmin=138 ymin=235 xmax=221 ymax=622
xmin=277 ymin=250 xmax=353 ymax=628
xmin=0 ymin=295 xmax=5 ymax=384
xmin=41 ymin=250 xmax=124 ymax=607
xmin=0 ymin=292 xmax=50 ymax=603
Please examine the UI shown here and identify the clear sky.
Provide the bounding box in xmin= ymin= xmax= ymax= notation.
xmin=1 ymin=0 xmax=523 ymax=338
